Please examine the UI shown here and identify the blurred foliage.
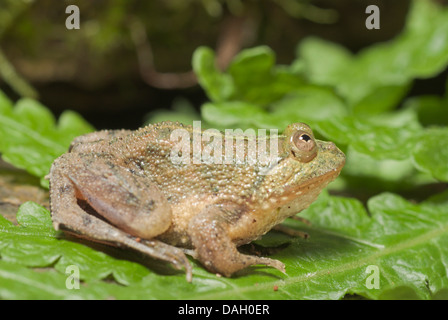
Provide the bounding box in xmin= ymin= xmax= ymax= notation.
xmin=0 ymin=0 xmax=336 ymax=88
xmin=0 ymin=91 xmax=93 ymax=187
xmin=0 ymin=1 xmax=408 ymax=95
xmin=0 ymin=0 xmax=411 ymax=129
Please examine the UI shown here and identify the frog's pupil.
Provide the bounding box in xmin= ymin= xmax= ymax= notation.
xmin=300 ymin=134 xmax=311 ymax=142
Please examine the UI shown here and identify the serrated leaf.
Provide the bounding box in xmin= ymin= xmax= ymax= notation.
xmin=292 ymin=192 xmax=448 ymax=299
xmin=412 ymin=127 xmax=448 ymax=182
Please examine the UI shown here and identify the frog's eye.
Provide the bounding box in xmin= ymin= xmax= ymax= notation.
xmin=291 ymin=130 xmax=317 ymax=163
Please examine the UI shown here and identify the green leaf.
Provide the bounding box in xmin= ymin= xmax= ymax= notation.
xmin=201 ymin=101 xmax=271 ymax=130
xmin=202 ymin=86 xmax=346 ymax=132
xmin=227 ymin=46 xmax=304 ymax=105
xmin=193 ymin=1 xmax=448 ymax=179
xmin=412 ymin=127 xmax=448 ymax=182
xmin=192 ymin=46 xmax=234 ymax=102
xmin=16 ymin=201 xmax=53 ymax=230
xmin=295 ymin=192 xmax=448 ymax=299
xmin=0 ymin=260 xmax=106 ymax=300
xmin=269 ymin=86 xmax=347 ymax=122
xmin=352 ymin=83 xmax=412 ymax=115
xmin=404 ymin=93 xmax=448 ymax=127
xmin=296 ymin=37 xmax=353 ymax=86
xmin=193 ymin=45 xmax=304 ymax=107
xmin=296 ymin=37 xmax=412 ymax=112
xmin=0 ymin=96 xmax=94 ymax=187
xmin=0 ymin=90 xmax=14 ymax=113
xmin=228 ymin=46 xmax=276 ymax=84
xmin=0 ymin=202 xmax=151 ymax=286
xmin=2 ymin=192 xmax=448 ymax=299
xmin=341 ymin=148 xmax=417 ymax=184
xmin=295 ymin=0 xmax=448 ymax=112
xmin=404 ymin=0 xmax=448 ymax=76
xmin=315 ymin=110 xmax=423 ymax=161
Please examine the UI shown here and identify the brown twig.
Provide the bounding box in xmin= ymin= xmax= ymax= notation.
xmin=0 ymin=48 xmax=39 ymax=99
xmin=130 ymin=19 xmax=197 ymax=89
xmin=130 ymin=12 xmax=253 ymax=89
xmin=215 ymin=14 xmax=251 ymax=70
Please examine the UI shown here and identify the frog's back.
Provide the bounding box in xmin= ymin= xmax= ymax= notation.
xmin=120 ymin=122 xmax=273 ymax=205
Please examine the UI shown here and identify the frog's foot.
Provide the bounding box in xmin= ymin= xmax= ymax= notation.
xmin=140 ymin=239 xmax=193 ymax=282
xmin=188 ymin=204 xmax=286 ymax=277
xmin=180 ymin=248 xmax=198 ymax=259
xmin=273 ymin=224 xmax=309 ymax=239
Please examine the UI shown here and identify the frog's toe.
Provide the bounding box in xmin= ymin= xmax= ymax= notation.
xmin=140 ymin=239 xmax=193 ymax=282
xmin=290 ymin=215 xmax=312 ymax=226
xmin=221 ymin=255 xmax=286 ymax=275
xmin=170 ymin=250 xmax=193 ymax=282
xmin=273 ymin=224 xmax=310 ymax=239
xmin=251 ymin=256 xmax=286 ymax=274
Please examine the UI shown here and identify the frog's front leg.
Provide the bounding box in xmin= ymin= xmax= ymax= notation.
xmin=272 ymin=215 xmax=312 ymax=239
xmin=50 ymin=154 xmax=193 ymax=281
xmin=188 ymin=203 xmax=285 ymax=277
xmin=273 ymin=224 xmax=309 ymax=239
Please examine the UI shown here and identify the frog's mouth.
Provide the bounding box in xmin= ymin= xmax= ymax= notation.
xmin=272 ymin=159 xmax=345 ymax=219
xmin=292 ymin=162 xmax=343 ymax=194
xmin=286 ymin=141 xmax=345 ymax=199
xmin=306 ymin=162 xmax=344 ymax=188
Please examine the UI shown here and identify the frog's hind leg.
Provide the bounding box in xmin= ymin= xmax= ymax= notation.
xmin=60 ymin=154 xmax=173 ymax=240
xmin=188 ymin=204 xmax=285 ymax=277
xmin=50 ymin=158 xmax=193 ymax=281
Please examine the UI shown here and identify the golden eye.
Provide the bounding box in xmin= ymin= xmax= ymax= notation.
xmin=291 ymin=130 xmax=317 ymax=162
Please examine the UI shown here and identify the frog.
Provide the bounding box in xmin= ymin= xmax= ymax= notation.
xmin=49 ymin=121 xmax=345 ymax=281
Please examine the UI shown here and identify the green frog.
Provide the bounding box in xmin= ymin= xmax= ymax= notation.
xmin=49 ymin=121 xmax=345 ymax=281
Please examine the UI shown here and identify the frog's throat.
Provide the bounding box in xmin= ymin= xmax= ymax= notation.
xmin=282 ymin=164 xmax=344 ymax=204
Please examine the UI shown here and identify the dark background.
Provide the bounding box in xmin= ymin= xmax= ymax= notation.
xmin=1 ymin=0 xmax=446 ymax=130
